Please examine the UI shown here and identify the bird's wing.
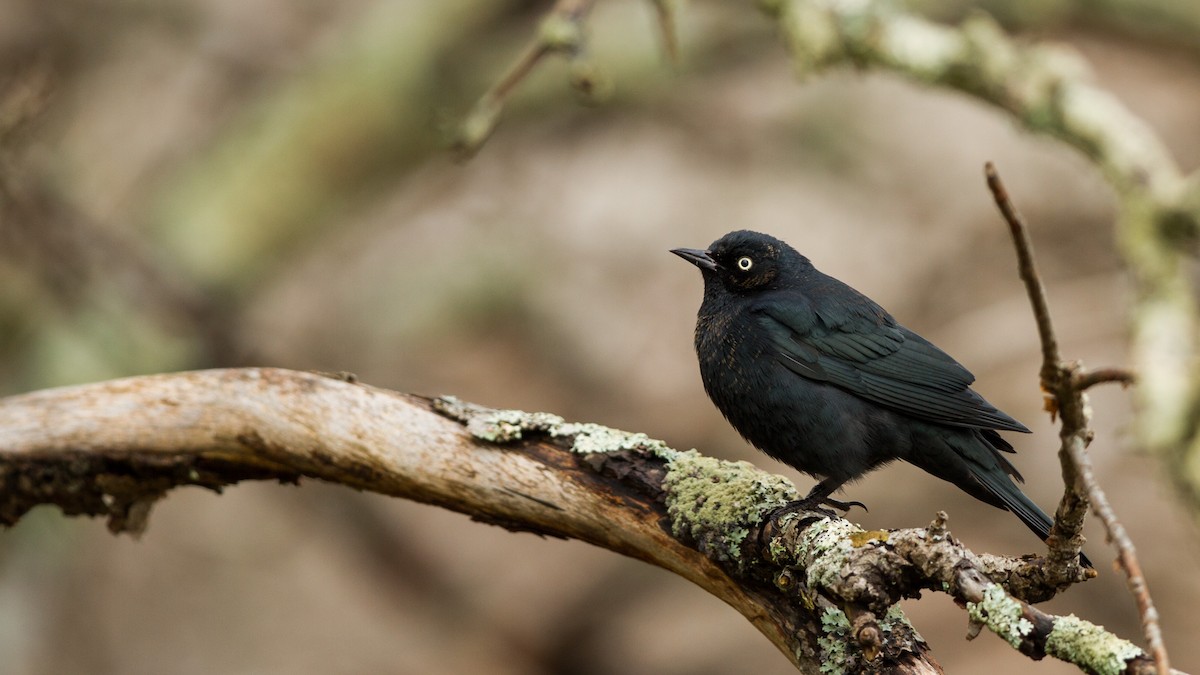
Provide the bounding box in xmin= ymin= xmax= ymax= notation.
xmin=754 ymin=294 xmax=1030 ymax=434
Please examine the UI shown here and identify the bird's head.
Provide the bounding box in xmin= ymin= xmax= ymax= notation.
xmin=671 ymin=230 xmax=807 ymax=293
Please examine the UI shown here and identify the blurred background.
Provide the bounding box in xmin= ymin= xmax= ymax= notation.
xmin=2 ymin=0 xmax=1199 ymax=673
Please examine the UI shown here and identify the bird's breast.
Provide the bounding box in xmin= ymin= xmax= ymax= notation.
xmin=694 ymin=307 xmax=773 ymax=408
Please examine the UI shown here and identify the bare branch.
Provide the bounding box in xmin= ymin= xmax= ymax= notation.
xmin=1068 ymin=431 xmax=1168 ymax=675
xmin=1072 ymin=368 xmax=1137 ymax=392
xmin=986 ymin=162 xmax=1170 ymax=675
xmin=983 ymin=162 xmax=1063 ymax=383
xmin=454 ymin=0 xmax=597 ymax=157
xmin=650 ymin=0 xmax=680 ymax=66
xmin=985 ymin=162 xmax=1090 ymax=569
xmin=0 ymin=368 xmax=1172 ymax=673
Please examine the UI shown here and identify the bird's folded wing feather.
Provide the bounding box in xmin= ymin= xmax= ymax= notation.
xmin=754 ymin=295 xmax=1030 ymax=433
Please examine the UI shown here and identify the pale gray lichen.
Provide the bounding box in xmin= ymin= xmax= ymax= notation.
xmin=1044 ymin=614 xmax=1144 ymax=675
xmin=550 ymin=422 xmax=673 ymax=456
xmin=662 ymin=451 xmax=795 ymax=568
xmin=966 ymin=584 xmax=1033 ymax=648
xmin=778 ymin=0 xmax=841 ymax=72
xmin=433 ymin=396 xmax=673 ymax=454
xmin=471 ymin=408 xmax=566 ymax=443
xmin=537 ymin=12 xmax=583 ymax=50
xmin=795 ymin=517 xmax=860 ymax=589
xmin=433 ymin=396 xmax=564 ymax=442
xmin=817 ymin=606 xmax=853 ymax=675
xmin=879 ymin=14 xmax=958 ymax=77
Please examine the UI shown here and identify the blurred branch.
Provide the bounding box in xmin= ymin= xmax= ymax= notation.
xmin=0 ymin=55 xmax=247 ymax=375
xmin=650 ymin=0 xmax=681 ymax=66
xmin=764 ymin=0 xmax=1185 ymax=200
xmin=905 ymin=0 xmax=1200 ymax=57
xmin=0 ymin=368 xmax=1173 ymax=673
xmin=454 ymin=0 xmax=687 ymax=156
xmin=1077 ymin=0 xmax=1200 ymax=52
xmin=0 ymin=173 xmax=246 ymax=368
xmin=149 ymin=0 xmax=514 ymax=286
xmin=0 ymin=55 xmax=55 ymax=143
xmin=986 ymin=162 xmax=1168 ymax=674
xmin=455 ymin=0 xmax=597 ymax=157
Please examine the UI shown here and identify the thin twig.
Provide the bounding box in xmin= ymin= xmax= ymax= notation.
xmin=651 ymin=0 xmax=680 ymax=66
xmin=454 ymin=0 xmax=597 ymax=157
xmin=1073 ymin=367 xmax=1137 ymax=391
xmin=985 ymin=162 xmax=1170 ymax=675
xmin=984 ymin=163 xmax=1062 ymax=379
xmin=1064 ymin=431 xmax=1168 ymax=675
xmin=456 ymin=0 xmax=685 ymax=156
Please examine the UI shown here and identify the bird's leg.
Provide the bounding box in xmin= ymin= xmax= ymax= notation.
xmin=805 ymin=479 xmax=868 ymax=512
xmin=773 ymin=478 xmax=866 ymax=521
xmin=760 ymin=479 xmax=869 ymax=547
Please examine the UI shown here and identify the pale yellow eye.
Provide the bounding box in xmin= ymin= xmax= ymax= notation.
xmin=737 ymin=256 xmax=753 ymax=271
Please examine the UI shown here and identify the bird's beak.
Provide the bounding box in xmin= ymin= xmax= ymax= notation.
xmin=670 ymin=247 xmax=719 ymax=271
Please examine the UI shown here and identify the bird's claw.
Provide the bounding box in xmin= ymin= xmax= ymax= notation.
xmin=767 ymin=496 xmax=867 ymax=528
xmin=821 ymin=497 xmax=868 ymax=513
xmin=760 ymin=496 xmax=869 ymax=547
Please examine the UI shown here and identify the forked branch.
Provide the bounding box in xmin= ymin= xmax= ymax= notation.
xmin=986 ymin=162 xmax=1168 ymax=675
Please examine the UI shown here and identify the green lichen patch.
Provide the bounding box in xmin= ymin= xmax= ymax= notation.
xmin=967 ymin=584 xmax=1033 ymax=648
xmin=663 ymin=451 xmax=795 ymax=568
xmin=432 ymin=396 xmax=672 ymax=454
xmin=470 ymin=408 xmax=565 ymax=443
xmin=817 ymin=606 xmax=853 ymax=675
xmin=814 ymin=604 xmax=923 ymax=674
xmin=1045 ymin=614 xmax=1144 ymax=675
xmin=433 ymin=396 xmax=563 ymax=442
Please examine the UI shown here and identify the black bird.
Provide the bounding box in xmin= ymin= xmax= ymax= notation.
xmin=672 ymin=229 xmax=1086 ymax=565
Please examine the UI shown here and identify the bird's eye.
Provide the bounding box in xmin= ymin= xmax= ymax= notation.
xmin=737 ymin=256 xmax=753 ymax=271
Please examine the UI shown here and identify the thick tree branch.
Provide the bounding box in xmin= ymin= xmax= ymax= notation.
xmin=0 ymin=368 xmax=924 ymax=672
xmin=0 ymin=368 xmax=1172 ymax=673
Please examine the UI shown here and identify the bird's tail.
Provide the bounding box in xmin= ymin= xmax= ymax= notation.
xmin=969 ymin=431 xmax=1093 ymax=568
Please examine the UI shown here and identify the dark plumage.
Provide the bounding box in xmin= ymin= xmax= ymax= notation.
xmin=672 ymin=229 xmax=1087 ymax=565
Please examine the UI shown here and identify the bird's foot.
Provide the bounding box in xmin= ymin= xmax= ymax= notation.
xmin=761 ymin=496 xmax=867 ymax=547
xmin=768 ymin=495 xmax=866 ymax=527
